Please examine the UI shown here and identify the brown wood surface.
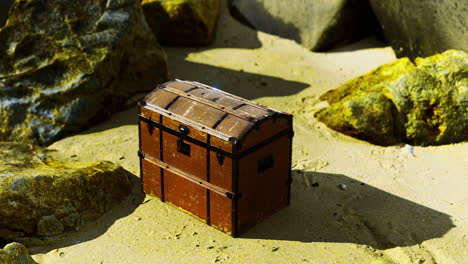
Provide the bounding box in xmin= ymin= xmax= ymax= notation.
xmin=141 ymin=159 xmax=162 ymax=199
xmin=210 ymin=136 xmax=233 ymax=153
xmin=210 ymin=193 xmax=233 ymax=234
xmin=239 ymin=115 xmax=291 ymax=151
xmin=164 ymin=170 xmax=208 ymax=221
xmin=163 ymin=80 xmax=196 ymax=92
xmin=237 ymin=134 xmax=291 ymax=234
xmin=139 ymin=120 xmax=160 ymax=159
xmin=162 ymin=131 xmax=207 ymax=180
xmin=140 ymin=107 xmax=160 ymax=122
xmin=145 ymin=89 xmax=179 ymax=109
xmin=162 ymin=115 xmax=208 ymax=143
xmin=210 ymin=152 xmax=233 ymax=191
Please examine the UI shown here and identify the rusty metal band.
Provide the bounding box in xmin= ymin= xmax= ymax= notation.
xmin=212 ymin=113 xmax=229 ymax=129
xmin=138 ymin=151 xmax=238 ymax=199
xmin=184 ymin=87 xmax=199 ymax=93
xmin=164 ymin=95 xmax=180 ymax=110
xmin=232 ymin=103 xmax=247 ymax=110
xmin=139 ymin=115 xmax=294 ymax=159
xmin=212 ymin=103 xmax=247 ymax=129
xmin=161 ymin=85 xmax=258 ymax=123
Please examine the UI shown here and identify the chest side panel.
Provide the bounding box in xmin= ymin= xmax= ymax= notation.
xmin=239 ymin=115 xmax=292 ymax=151
xmin=237 ymin=134 xmax=292 ymax=234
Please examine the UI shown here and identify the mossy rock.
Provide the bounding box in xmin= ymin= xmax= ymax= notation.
xmin=0 ymin=142 xmax=132 ymax=239
xmin=0 ymin=242 xmax=37 ymax=264
xmin=142 ymin=0 xmax=220 ymax=45
xmin=316 ymin=50 xmax=468 ymax=146
xmin=0 ymin=0 xmax=169 ymax=145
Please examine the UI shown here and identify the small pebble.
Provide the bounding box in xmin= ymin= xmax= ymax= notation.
xmin=403 ymin=144 xmax=415 ymax=157
xmin=119 ymin=156 xmax=125 ymax=160
xmin=135 ymin=217 xmax=141 ymax=221
xmin=339 ymin=183 xmax=347 ymax=190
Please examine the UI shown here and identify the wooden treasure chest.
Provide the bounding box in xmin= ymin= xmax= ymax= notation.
xmin=137 ymin=79 xmax=293 ymax=236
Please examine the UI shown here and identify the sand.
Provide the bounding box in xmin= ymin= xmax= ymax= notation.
xmin=30 ymin=1 xmax=467 ymax=263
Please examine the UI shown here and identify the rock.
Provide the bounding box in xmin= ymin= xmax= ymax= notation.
xmin=315 ymin=50 xmax=468 ymax=146
xmin=369 ymin=0 xmax=468 ymax=59
xmin=0 ymin=142 xmax=132 ymax=239
xmin=0 ymin=242 xmax=37 ymax=264
xmin=142 ymin=0 xmax=220 ymax=45
xmin=229 ymin=0 xmax=379 ymax=51
xmin=0 ymin=0 xmax=14 ymax=27
xmin=0 ymin=0 xmax=169 ymax=146
xmin=37 ymin=216 xmax=64 ymax=237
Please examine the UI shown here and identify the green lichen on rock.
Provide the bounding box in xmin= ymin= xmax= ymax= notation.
xmin=316 ymin=50 xmax=468 ymax=146
xmin=0 ymin=142 xmax=132 ymax=239
xmin=0 ymin=242 xmax=37 ymax=264
xmin=0 ymin=0 xmax=169 ymax=145
xmin=142 ymin=0 xmax=220 ymax=45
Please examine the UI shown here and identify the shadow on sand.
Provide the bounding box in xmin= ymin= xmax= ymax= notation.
xmin=241 ymin=171 xmax=454 ymax=250
xmin=78 ymin=60 xmax=309 ymax=135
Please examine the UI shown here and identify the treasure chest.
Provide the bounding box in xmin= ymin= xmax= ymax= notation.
xmin=137 ymin=79 xmax=293 ymax=236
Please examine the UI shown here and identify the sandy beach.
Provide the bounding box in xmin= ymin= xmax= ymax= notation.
xmin=29 ymin=1 xmax=467 ymax=263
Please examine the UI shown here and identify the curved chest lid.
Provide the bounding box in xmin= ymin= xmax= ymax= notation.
xmin=142 ymin=79 xmax=289 ymax=142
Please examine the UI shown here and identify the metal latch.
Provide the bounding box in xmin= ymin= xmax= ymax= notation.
xmin=216 ymin=152 xmax=225 ymax=166
xmin=147 ymin=121 xmax=154 ymax=135
xmin=258 ymin=154 xmax=274 ymax=172
xmin=177 ymin=138 xmax=191 ymax=156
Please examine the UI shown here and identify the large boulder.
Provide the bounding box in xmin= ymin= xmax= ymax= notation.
xmin=229 ymin=0 xmax=379 ymax=51
xmin=142 ymin=0 xmax=220 ymax=45
xmin=0 ymin=0 xmax=169 ymax=146
xmin=0 ymin=243 xmax=37 ymax=264
xmin=315 ymin=50 xmax=468 ymax=146
xmin=0 ymin=142 xmax=132 ymax=240
xmin=369 ymin=0 xmax=468 ymax=59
